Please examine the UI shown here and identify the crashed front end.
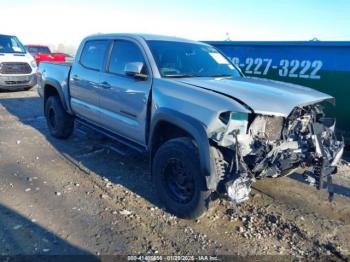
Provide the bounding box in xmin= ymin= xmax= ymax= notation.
xmin=212 ymin=102 xmax=344 ymax=203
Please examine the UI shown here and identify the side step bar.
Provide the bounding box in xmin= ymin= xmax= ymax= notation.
xmin=75 ymin=118 xmax=147 ymax=154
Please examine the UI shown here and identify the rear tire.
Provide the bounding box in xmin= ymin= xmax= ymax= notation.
xmin=45 ymin=96 xmax=74 ymax=139
xmin=152 ymin=137 xmax=211 ymax=219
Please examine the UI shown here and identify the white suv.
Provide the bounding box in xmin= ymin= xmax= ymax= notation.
xmin=0 ymin=34 xmax=37 ymax=91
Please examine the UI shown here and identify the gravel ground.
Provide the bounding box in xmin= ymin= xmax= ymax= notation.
xmin=0 ymin=88 xmax=349 ymax=260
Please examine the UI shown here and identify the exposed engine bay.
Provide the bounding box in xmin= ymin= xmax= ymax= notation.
xmin=212 ymin=103 xmax=344 ymax=203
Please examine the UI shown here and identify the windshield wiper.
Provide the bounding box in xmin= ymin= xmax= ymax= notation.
xmin=163 ymin=74 xmax=194 ymax=78
xmin=209 ymin=74 xmax=233 ymax=78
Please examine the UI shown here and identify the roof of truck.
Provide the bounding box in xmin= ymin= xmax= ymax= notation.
xmin=25 ymin=44 xmax=50 ymax=47
xmin=0 ymin=34 xmax=13 ymax=37
xmin=86 ymin=33 xmax=207 ymax=45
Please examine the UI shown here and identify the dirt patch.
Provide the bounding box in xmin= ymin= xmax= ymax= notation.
xmin=0 ymin=90 xmax=349 ymax=259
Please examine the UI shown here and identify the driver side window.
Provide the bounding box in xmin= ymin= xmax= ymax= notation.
xmin=108 ymin=40 xmax=147 ymax=76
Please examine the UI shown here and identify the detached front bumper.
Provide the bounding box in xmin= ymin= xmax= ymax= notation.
xmin=0 ymin=73 xmax=37 ymax=90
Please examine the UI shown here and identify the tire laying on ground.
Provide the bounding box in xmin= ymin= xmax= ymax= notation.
xmin=153 ymin=137 xmax=211 ymax=219
xmin=45 ymin=96 xmax=74 ymax=139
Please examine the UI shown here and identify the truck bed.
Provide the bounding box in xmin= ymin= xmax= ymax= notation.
xmin=37 ymin=62 xmax=72 ymax=103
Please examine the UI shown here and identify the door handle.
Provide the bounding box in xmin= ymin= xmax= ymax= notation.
xmin=100 ymin=81 xmax=111 ymax=89
xmin=71 ymin=74 xmax=79 ymax=81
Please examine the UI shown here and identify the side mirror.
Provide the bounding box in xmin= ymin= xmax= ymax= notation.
xmin=124 ymin=62 xmax=147 ymax=79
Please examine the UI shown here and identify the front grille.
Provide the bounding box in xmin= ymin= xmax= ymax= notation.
xmin=5 ymin=80 xmax=29 ymax=85
xmin=0 ymin=62 xmax=32 ymax=74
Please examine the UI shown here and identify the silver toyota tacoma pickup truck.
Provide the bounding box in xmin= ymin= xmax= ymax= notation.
xmin=37 ymin=34 xmax=344 ymax=219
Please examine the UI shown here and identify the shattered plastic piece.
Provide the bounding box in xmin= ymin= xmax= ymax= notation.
xmin=120 ymin=209 xmax=132 ymax=216
xmin=227 ymin=177 xmax=251 ymax=203
xmin=13 ymin=225 xmax=22 ymax=230
xmin=303 ymin=171 xmax=316 ymax=186
xmin=100 ymin=194 xmax=108 ymax=199
xmin=331 ymin=145 xmax=344 ymax=167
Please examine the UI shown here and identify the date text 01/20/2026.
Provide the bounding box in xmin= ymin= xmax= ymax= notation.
xmin=127 ymin=255 xmax=219 ymax=261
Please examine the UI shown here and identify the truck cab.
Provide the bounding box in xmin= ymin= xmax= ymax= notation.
xmin=0 ymin=34 xmax=37 ymax=91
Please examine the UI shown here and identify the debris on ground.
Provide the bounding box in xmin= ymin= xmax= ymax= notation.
xmin=119 ymin=210 xmax=132 ymax=216
xmin=0 ymin=90 xmax=349 ymax=257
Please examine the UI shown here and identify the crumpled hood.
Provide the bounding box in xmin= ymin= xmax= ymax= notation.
xmin=176 ymin=77 xmax=334 ymax=117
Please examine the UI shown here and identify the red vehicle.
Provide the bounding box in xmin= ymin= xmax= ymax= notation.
xmin=25 ymin=45 xmax=65 ymax=64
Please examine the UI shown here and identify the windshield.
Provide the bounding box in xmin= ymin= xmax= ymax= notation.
xmin=147 ymin=40 xmax=241 ymax=78
xmin=26 ymin=46 xmax=50 ymax=54
xmin=0 ymin=35 xmax=26 ymax=54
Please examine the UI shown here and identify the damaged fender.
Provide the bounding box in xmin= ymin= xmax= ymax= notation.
xmin=150 ymin=108 xmax=221 ymax=191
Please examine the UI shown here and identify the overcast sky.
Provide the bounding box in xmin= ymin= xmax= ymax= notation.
xmin=2 ymin=0 xmax=350 ymax=48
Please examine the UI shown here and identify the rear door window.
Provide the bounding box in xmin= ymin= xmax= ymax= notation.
xmin=108 ymin=40 xmax=146 ymax=75
xmin=27 ymin=46 xmax=50 ymax=54
xmin=80 ymin=40 xmax=109 ymax=71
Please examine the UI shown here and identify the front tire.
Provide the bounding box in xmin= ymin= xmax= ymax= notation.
xmin=45 ymin=96 xmax=74 ymax=139
xmin=152 ymin=137 xmax=211 ymax=219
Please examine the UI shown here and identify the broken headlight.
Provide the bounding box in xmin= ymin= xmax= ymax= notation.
xmin=220 ymin=112 xmax=249 ymax=135
xmin=215 ymin=112 xmax=249 ymax=148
